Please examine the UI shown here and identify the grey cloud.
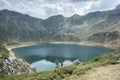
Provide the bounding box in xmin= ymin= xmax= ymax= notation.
xmin=89 ymin=0 xmax=120 ymax=11
xmin=0 ymin=1 xmax=5 ymax=7
xmin=70 ymin=0 xmax=98 ymax=2
xmin=0 ymin=0 xmax=119 ymax=19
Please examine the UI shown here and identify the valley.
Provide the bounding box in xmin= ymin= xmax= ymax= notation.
xmin=0 ymin=2 xmax=120 ymax=80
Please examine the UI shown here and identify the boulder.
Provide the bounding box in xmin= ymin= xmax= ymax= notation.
xmin=73 ymin=59 xmax=81 ymax=65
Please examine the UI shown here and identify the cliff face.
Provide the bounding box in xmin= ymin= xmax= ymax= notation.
xmin=0 ymin=46 xmax=35 ymax=74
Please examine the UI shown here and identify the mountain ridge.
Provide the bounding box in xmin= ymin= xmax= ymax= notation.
xmin=0 ymin=8 xmax=120 ymax=43
xmin=115 ymin=4 xmax=120 ymax=9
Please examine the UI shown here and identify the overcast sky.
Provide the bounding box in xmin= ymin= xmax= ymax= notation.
xmin=0 ymin=0 xmax=120 ymax=19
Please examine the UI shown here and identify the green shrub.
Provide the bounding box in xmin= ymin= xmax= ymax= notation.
xmin=51 ymin=66 xmax=77 ymax=79
xmin=0 ymin=46 xmax=9 ymax=59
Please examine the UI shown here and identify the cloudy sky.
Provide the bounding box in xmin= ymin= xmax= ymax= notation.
xmin=0 ymin=0 xmax=120 ymax=19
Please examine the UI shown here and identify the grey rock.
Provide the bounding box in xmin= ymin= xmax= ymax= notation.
xmin=73 ymin=59 xmax=81 ymax=65
xmin=1 ymin=57 xmax=36 ymax=74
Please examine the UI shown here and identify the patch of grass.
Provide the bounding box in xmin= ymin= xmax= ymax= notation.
xmin=2 ymin=66 xmax=76 ymax=80
xmin=53 ymin=66 xmax=77 ymax=79
xmin=73 ymin=52 xmax=120 ymax=75
xmin=4 ymin=71 xmax=54 ymax=80
xmin=0 ymin=46 xmax=9 ymax=59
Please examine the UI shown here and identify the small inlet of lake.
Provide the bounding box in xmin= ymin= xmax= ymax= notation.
xmin=12 ymin=43 xmax=114 ymax=72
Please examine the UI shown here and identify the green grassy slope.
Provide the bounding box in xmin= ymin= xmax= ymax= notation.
xmin=0 ymin=46 xmax=9 ymax=66
xmin=1 ymin=51 xmax=120 ymax=80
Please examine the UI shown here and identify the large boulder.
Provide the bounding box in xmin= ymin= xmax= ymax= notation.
xmin=73 ymin=59 xmax=81 ymax=65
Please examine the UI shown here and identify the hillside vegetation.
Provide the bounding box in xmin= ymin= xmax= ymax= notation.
xmin=69 ymin=63 xmax=120 ymax=80
xmin=1 ymin=51 xmax=120 ymax=80
xmin=0 ymin=46 xmax=9 ymax=67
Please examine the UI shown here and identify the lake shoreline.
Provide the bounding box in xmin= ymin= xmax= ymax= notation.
xmin=50 ymin=41 xmax=119 ymax=51
xmin=6 ymin=41 xmax=118 ymax=58
xmin=6 ymin=42 xmax=39 ymax=58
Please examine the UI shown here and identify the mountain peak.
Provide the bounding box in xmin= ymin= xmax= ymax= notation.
xmin=115 ymin=4 xmax=120 ymax=9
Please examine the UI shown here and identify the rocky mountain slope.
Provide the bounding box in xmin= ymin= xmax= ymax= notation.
xmin=0 ymin=7 xmax=120 ymax=43
xmin=115 ymin=4 xmax=120 ymax=9
xmin=0 ymin=46 xmax=35 ymax=75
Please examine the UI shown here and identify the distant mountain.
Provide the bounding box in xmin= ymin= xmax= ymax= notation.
xmin=115 ymin=4 xmax=120 ymax=9
xmin=0 ymin=8 xmax=120 ymax=43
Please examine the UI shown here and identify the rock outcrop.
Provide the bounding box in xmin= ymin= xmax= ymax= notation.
xmin=0 ymin=57 xmax=35 ymax=74
xmin=0 ymin=45 xmax=36 ymax=74
xmin=73 ymin=59 xmax=81 ymax=65
xmin=115 ymin=4 xmax=120 ymax=9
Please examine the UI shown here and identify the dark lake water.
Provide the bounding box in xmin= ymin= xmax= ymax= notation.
xmin=12 ymin=43 xmax=113 ymax=72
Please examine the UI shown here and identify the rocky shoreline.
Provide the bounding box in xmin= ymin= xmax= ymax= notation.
xmin=6 ymin=42 xmax=38 ymax=58
xmin=50 ymin=41 xmax=119 ymax=51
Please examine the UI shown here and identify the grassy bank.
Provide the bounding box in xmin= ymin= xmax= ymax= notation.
xmin=1 ymin=51 xmax=120 ymax=80
xmin=0 ymin=46 xmax=9 ymax=66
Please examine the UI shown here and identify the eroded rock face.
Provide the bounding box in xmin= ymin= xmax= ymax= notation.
xmin=0 ymin=57 xmax=35 ymax=74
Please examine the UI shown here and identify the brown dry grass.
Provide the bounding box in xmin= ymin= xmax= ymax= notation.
xmin=69 ymin=64 xmax=120 ymax=80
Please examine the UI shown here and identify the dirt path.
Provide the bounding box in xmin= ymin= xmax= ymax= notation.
xmin=69 ymin=64 xmax=120 ymax=80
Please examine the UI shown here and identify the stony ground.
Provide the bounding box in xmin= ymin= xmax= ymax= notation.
xmin=69 ymin=64 xmax=120 ymax=80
